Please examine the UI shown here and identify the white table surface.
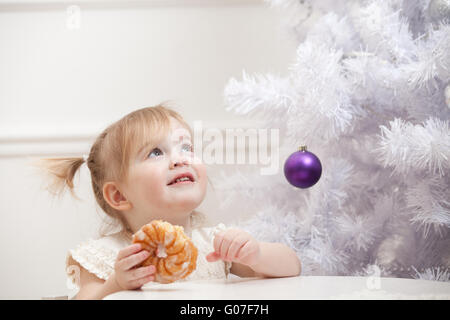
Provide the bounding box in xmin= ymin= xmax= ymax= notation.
xmin=104 ymin=275 xmax=450 ymax=300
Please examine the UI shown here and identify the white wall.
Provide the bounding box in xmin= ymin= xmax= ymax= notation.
xmin=0 ymin=0 xmax=297 ymax=299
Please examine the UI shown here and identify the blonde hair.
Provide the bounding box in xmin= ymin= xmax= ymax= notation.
xmin=37 ymin=102 xmax=193 ymax=236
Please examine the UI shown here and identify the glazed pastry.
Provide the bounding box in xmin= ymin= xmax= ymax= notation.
xmin=132 ymin=220 xmax=198 ymax=283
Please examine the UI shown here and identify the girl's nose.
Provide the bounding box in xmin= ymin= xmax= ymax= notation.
xmin=169 ymin=158 xmax=189 ymax=169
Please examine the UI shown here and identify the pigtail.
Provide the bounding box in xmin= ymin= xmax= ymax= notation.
xmin=34 ymin=157 xmax=86 ymax=199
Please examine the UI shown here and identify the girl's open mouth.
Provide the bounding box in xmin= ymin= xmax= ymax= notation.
xmin=167 ymin=172 xmax=195 ymax=186
xmin=168 ymin=179 xmax=194 ymax=186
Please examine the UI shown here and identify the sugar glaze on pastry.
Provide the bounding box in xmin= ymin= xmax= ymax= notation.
xmin=132 ymin=220 xmax=198 ymax=283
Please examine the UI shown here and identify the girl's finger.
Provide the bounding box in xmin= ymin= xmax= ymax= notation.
xmin=219 ymin=234 xmax=233 ymax=260
xmin=116 ymin=244 xmax=142 ymax=261
xmin=226 ymin=236 xmax=248 ymax=262
xmin=117 ymin=250 xmax=150 ymax=271
xmin=213 ymin=231 xmax=225 ymax=254
xmin=130 ymin=265 xmax=156 ymax=280
xmin=220 ymin=230 xmax=241 ymax=260
xmin=206 ymin=252 xmax=221 ymax=262
xmin=130 ymin=274 xmax=155 ymax=288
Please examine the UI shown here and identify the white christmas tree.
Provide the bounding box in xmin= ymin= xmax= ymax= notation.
xmin=212 ymin=0 xmax=450 ymax=280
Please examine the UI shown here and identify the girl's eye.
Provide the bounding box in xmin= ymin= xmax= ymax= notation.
xmin=181 ymin=143 xmax=193 ymax=152
xmin=148 ymin=148 xmax=163 ymax=158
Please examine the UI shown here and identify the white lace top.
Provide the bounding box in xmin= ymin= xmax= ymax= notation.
xmin=66 ymin=216 xmax=231 ymax=297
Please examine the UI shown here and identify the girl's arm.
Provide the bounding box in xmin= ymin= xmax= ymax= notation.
xmin=68 ymin=257 xmax=122 ymax=300
xmin=232 ymin=242 xmax=301 ymax=278
xmin=206 ymin=229 xmax=302 ymax=278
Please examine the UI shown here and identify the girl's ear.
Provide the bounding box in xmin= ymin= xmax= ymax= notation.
xmin=102 ymin=182 xmax=132 ymax=211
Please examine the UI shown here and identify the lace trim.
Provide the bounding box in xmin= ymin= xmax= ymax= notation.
xmin=185 ymin=252 xmax=231 ymax=281
xmin=191 ymin=211 xmax=208 ymax=228
xmin=66 ymin=239 xmax=117 ymax=286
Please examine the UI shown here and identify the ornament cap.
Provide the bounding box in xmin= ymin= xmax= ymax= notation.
xmin=299 ymin=145 xmax=307 ymax=152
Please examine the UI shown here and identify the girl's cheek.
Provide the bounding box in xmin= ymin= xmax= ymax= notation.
xmin=136 ymin=171 xmax=165 ymax=197
xmin=199 ymin=163 xmax=207 ymax=180
xmin=141 ymin=180 xmax=166 ymax=206
xmin=196 ymin=164 xmax=208 ymax=189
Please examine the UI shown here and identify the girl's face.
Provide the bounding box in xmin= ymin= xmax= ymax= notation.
xmin=122 ymin=117 xmax=207 ymax=222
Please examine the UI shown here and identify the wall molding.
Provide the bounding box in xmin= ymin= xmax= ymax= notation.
xmin=0 ymin=0 xmax=263 ymax=11
xmin=0 ymin=133 xmax=95 ymax=158
xmin=0 ymin=119 xmax=273 ymax=157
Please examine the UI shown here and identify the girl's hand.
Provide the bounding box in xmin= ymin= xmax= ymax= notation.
xmin=112 ymin=243 xmax=156 ymax=290
xmin=206 ymin=229 xmax=261 ymax=267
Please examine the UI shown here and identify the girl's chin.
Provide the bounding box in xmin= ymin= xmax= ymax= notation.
xmin=169 ymin=196 xmax=204 ymax=211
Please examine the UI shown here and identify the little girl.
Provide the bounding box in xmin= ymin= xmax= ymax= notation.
xmin=40 ymin=103 xmax=301 ymax=299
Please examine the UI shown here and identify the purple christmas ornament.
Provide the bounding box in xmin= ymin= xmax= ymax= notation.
xmin=284 ymin=146 xmax=322 ymax=188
